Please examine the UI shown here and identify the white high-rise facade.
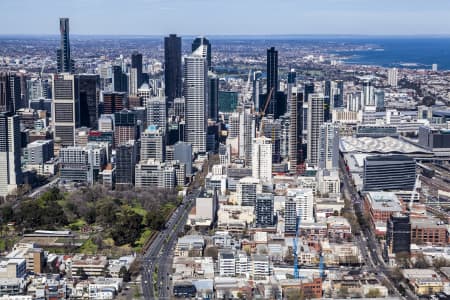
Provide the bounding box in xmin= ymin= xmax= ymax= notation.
xmin=307 ymin=93 xmax=324 ymax=167
xmin=287 ymin=188 xmax=314 ymax=223
xmin=52 ymin=73 xmax=77 ymax=146
xmin=184 ymin=45 xmax=208 ymax=154
xmin=238 ymin=104 xmax=255 ymax=165
xmin=252 ymin=137 xmax=272 ymax=182
xmin=146 ymin=97 xmax=167 ymax=133
xmin=318 ymin=122 xmax=340 ymax=170
xmin=388 ymin=68 xmax=398 ymax=87
xmin=0 ymin=114 xmax=23 ymax=197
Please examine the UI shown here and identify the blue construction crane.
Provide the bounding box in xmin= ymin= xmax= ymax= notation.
xmin=293 ymin=216 xmax=301 ymax=279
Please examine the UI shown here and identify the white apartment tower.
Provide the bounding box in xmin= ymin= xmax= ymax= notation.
xmin=388 ymin=68 xmax=398 ymax=87
xmin=184 ymin=45 xmax=208 ymax=154
xmin=307 ymin=93 xmax=324 ymax=167
xmin=252 ymin=137 xmax=272 ymax=182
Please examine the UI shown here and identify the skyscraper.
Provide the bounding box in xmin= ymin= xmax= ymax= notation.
xmin=388 ymin=68 xmax=398 ymax=87
xmin=56 ymin=18 xmax=74 ymax=74
xmin=208 ymin=73 xmax=219 ymax=121
xmin=0 ymin=72 xmax=12 ymax=113
xmin=289 ymin=87 xmax=303 ymax=174
xmin=52 ymin=73 xmax=78 ymax=146
xmin=266 ymin=47 xmax=278 ymax=116
xmin=102 ymin=92 xmax=128 ymax=115
xmin=112 ymin=65 xmax=128 ymax=93
xmin=115 ymin=140 xmax=137 ymax=187
xmin=146 ymin=97 xmax=167 ymax=133
xmin=114 ymin=110 xmax=137 ymax=147
xmin=164 ymin=34 xmax=182 ymax=103
xmin=307 ymin=93 xmax=324 ymax=167
xmin=362 ymin=78 xmax=375 ymax=108
xmin=192 ymin=37 xmax=212 ymax=69
xmin=252 ymin=136 xmax=272 ymax=182
xmin=131 ymin=51 xmax=143 ymax=87
xmin=255 ymin=193 xmax=274 ymax=227
xmin=77 ymin=74 xmax=99 ymax=129
xmin=184 ymin=45 xmax=208 ymax=154
xmin=318 ymin=122 xmax=339 ymax=170
xmin=0 ymin=113 xmax=23 ymax=197
xmin=140 ymin=125 xmax=165 ymax=162
xmin=238 ymin=104 xmax=256 ymax=165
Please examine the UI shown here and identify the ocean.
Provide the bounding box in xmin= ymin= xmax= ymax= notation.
xmin=330 ymin=37 xmax=450 ymax=70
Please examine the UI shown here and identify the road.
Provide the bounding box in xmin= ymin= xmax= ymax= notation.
xmin=141 ymin=188 xmax=201 ymax=300
xmin=339 ymin=156 xmax=418 ymax=300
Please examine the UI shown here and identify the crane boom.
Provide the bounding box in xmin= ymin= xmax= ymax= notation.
xmin=293 ymin=215 xmax=301 ymax=279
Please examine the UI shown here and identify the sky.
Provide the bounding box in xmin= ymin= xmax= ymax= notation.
xmin=1 ymin=0 xmax=450 ymax=36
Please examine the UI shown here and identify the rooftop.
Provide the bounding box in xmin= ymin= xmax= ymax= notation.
xmin=340 ymin=136 xmax=430 ymax=154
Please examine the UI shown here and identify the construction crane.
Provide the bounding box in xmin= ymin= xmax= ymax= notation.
xmin=257 ymin=87 xmax=275 ymax=135
xmin=293 ymin=215 xmax=301 ymax=279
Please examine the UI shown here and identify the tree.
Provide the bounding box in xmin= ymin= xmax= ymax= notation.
xmin=365 ymin=288 xmax=381 ymax=298
xmin=0 ymin=204 xmax=14 ymax=224
xmin=119 ymin=266 xmax=131 ymax=282
xmin=111 ymin=208 xmax=143 ymax=246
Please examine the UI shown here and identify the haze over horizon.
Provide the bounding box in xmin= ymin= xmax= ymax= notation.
xmin=1 ymin=0 xmax=450 ymax=36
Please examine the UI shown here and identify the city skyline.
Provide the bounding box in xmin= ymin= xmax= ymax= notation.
xmin=1 ymin=0 xmax=450 ymax=35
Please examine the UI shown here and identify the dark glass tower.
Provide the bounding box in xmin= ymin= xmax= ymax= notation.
xmin=56 ymin=18 xmax=74 ymax=73
xmin=266 ymin=47 xmax=278 ymax=116
xmin=0 ymin=72 xmax=12 ymax=113
xmin=164 ymin=34 xmax=182 ymax=104
xmin=208 ymin=74 xmax=219 ymax=121
xmin=112 ymin=66 xmax=128 ymax=93
xmin=77 ymin=74 xmax=99 ymax=129
xmin=192 ymin=37 xmax=212 ymax=69
xmin=131 ymin=51 xmax=143 ymax=87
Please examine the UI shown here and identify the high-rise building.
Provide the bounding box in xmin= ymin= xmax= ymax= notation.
xmin=388 ymin=68 xmax=398 ymax=87
xmin=112 ymin=65 xmax=128 ymax=93
xmin=362 ymin=78 xmax=375 ymax=108
xmin=174 ymin=141 xmax=192 ymax=176
xmin=236 ymin=177 xmax=262 ymax=206
xmin=9 ymin=73 xmax=22 ymax=112
xmin=184 ymin=45 xmax=208 ymax=154
xmin=146 ymin=97 xmax=167 ymax=133
xmin=102 ymin=92 xmax=127 ymax=115
xmin=129 ymin=68 xmax=138 ymax=96
xmin=318 ymin=122 xmax=339 ymax=170
xmin=238 ymin=104 xmax=255 ymax=165
xmin=287 ymin=188 xmax=314 ymax=223
xmin=56 ymin=18 xmax=74 ymax=74
xmin=307 ymin=93 xmax=324 ymax=167
xmin=255 ymin=193 xmax=274 ymax=227
xmin=252 ymin=71 xmax=263 ymax=111
xmin=131 ymin=51 xmax=143 ymax=87
xmin=52 ymin=73 xmax=77 ymax=147
xmin=0 ymin=113 xmax=23 ymax=197
xmin=192 ymin=37 xmax=212 ymax=69
xmin=0 ymin=72 xmax=12 ymax=113
xmin=385 ymin=213 xmax=411 ymax=256
xmin=164 ymin=34 xmax=182 ymax=103
xmin=115 ymin=140 xmax=137 ymax=187
xmin=289 ymin=87 xmax=303 ymax=174
xmin=208 ymin=73 xmax=219 ymax=121
xmin=114 ymin=110 xmax=137 ymax=147
xmin=266 ymin=47 xmax=278 ymax=116
xmin=262 ymin=116 xmax=281 ymax=164
xmin=140 ymin=125 xmax=165 ymax=162
xmin=77 ymin=74 xmax=99 ymax=129
xmin=363 ymin=155 xmax=416 ymax=191
xmin=252 ymin=137 xmax=272 ymax=182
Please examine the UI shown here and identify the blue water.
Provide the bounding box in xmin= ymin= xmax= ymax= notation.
xmin=331 ymin=37 xmax=450 ymax=70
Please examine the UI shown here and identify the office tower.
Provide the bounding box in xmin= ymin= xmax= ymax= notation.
xmin=137 ymin=83 xmax=151 ymax=107
xmin=172 ymin=97 xmax=185 ymax=119
xmin=262 ymin=116 xmax=281 ymax=164
xmin=112 ymin=65 xmax=128 ymax=93
xmin=362 ymin=78 xmax=375 ymax=108
xmin=280 ymin=114 xmax=290 ymax=160
xmin=335 ymin=80 xmax=344 ymax=108
xmin=174 ymin=141 xmax=192 ymax=176
xmin=52 ymin=73 xmax=77 ymax=147
xmin=363 ymin=155 xmax=416 ymax=191
xmin=255 ymin=193 xmax=274 ymax=227
xmin=303 ymin=82 xmax=315 ymax=134
xmin=102 ymin=92 xmax=127 ymax=115
xmin=77 ymin=74 xmax=99 ymax=129
xmin=27 ymin=77 xmax=50 ymax=101
xmin=9 ymin=74 xmax=22 ymax=112
xmin=208 ymin=73 xmax=219 ymax=121
xmin=164 ymin=34 xmax=182 ymax=103
xmin=289 ymin=88 xmax=303 ymax=174
xmin=375 ymin=90 xmax=385 ymax=111
xmin=98 ymin=114 xmax=114 ymax=132
xmin=284 ymin=199 xmax=297 ymax=234
xmin=184 ymin=45 xmax=208 ymax=154
xmin=129 ymin=68 xmax=138 ymax=96
xmin=59 ymin=146 xmax=89 ymax=183
xmin=135 ymin=160 xmax=176 ymax=189
xmin=56 ymin=18 xmax=74 ymax=74
xmin=266 ymin=47 xmax=278 ymax=115
xmin=23 ymin=140 xmax=54 ymax=166
xmin=287 ymin=69 xmax=296 ymax=111
xmin=115 ymin=140 xmax=137 ymax=187
xmin=252 ymin=71 xmax=263 ymax=111
xmin=0 ymin=72 xmax=12 ymax=113
xmin=304 ymin=83 xmax=315 ymax=104
xmin=388 ymin=68 xmax=398 ymax=87
xmin=114 ymin=110 xmax=137 ymax=147
xmin=0 ymin=113 xmax=23 ymax=197
xmin=238 ymin=105 xmax=255 ymax=165
xmin=307 ymin=93 xmax=324 ymax=167
xmin=385 ymin=213 xmax=411 ymax=256
xmin=318 ymin=122 xmax=339 ymax=170
xmin=287 ymin=188 xmax=314 ymax=223
xmin=146 ymin=97 xmax=167 ymax=132
xmin=131 ymin=51 xmax=143 ymax=87
xmin=141 ymin=125 xmax=165 ymax=162
xmin=236 ymin=177 xmax=262 ymax=206
xmin=252 ymin=136 xmax=272 ymax=182
xmin=324 ymin=80 xmax=332 ymax=122
xmin=192 ymin=37 xmax=212 ymax=69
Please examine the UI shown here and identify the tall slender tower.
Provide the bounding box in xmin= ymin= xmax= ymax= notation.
xmin=56 ymin=18 xmax=74 ymax=73
xmin=0 ymin=113 xmax=23 ymax=197
xmin=192 ymin=37 xmax=212 ymax=70
xmin=131 ymin=51 xmax=143 ymax=87
xmin=184 ymin=46 xmax=208 ymax=154
xmin=266 ymin=47 xmax=278 ymax=115
xmin=289 ymin=87 xmax=304 ymax=174
xmin=307 ymin=93 xmax=324 ymax=167
xmin=164 ymin=34 xmax=182 ymax=104
xmin=52 ymin=73 xmax=77 ymax=147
